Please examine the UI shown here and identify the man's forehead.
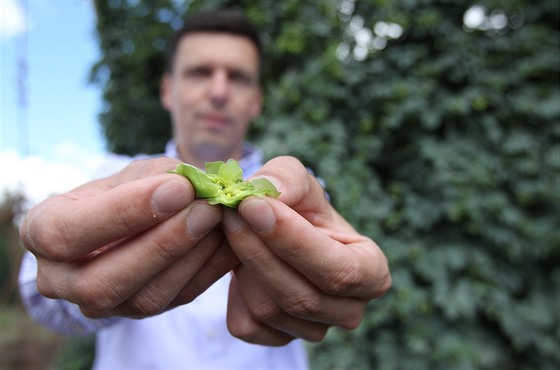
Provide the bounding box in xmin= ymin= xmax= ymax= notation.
xmin=175 ymin=32 xmax=259 ymax=65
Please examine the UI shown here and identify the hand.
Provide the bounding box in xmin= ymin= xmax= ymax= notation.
xmin=19 ymin=157 xmax=239 ymax=318
xmin=222 ymin=156 xmax=391 ymax=345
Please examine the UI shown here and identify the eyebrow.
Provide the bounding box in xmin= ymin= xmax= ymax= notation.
xmin=181 ymin=64 xmax=258 ymax=82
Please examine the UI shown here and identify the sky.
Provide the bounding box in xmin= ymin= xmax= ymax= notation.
xmin=1 ymin=0 xmax=104 ymax=207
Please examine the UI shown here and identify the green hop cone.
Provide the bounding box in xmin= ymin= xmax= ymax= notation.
xmin=169 ymin=159 xmax=280 ymax=208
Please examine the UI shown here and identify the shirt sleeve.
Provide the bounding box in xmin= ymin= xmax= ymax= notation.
xmin=18 ymin=251 xmax=121 ymax=336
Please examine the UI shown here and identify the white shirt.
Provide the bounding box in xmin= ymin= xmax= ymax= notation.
xmin=19 ymin=141 xmax=309 ymax=370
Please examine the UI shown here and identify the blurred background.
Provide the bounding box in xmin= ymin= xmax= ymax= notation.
xmin=1 ymin=0 xmax=558 ymax=369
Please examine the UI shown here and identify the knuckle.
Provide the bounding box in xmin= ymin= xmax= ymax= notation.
xmin=323 ymin=262 xmax=362 ymax=295
xmin=227 ymin=318 xmax=294 ymax=347
xmin=21 ymin=213 xmax=73 ymax=261
xmin=238 ymin=247 xmax=268 ymax=268
xmin=126 ymin=293 xmax=169 ymax=318
xmin=378 ymin=271 xmax=392 ymax=296
xmin=72 ymin=274 xmax=120 ymax=313
xmin=110 ymin=199 xmax=139 ymax=235
xmin=249 ymin=299 xmax=282 ymax=324
xmin=227 ymin=318 xmax=255 ymax=341
xmin=284 ymin=292 xmax=322 ymax=319
xmin=373 ymin=253 xmax=393 ymax=298
xmin=36 ymin=277 xmax=57 ymax=299
xmin=340 ymin=311 xmax=364 ymax=330
xmin=151 ymin=237 xmax=182 ymax=264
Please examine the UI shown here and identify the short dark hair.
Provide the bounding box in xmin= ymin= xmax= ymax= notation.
xmin=166 ymin=8 xmax=263 ymax=73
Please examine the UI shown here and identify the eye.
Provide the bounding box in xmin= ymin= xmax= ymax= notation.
xmin=183 ymin=66 xmax=211 ymax=79
xmin=229 ymin=70 xmax=255 ymax=87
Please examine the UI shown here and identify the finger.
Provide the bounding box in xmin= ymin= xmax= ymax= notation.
xmin=236 ymin=197 xmax=391 ymax=300
xmin=102 ymin=227 xmax=226 ymax=318
xmin=226 ymin=272 xmax=295 ymax=346
xmin=223 ymin=209 xmax=367 ymax=329
xmin=21 ymin=172 xmax=195 ymax=261
xmin=232 ymin=266 xmax=330 ymax=342
xmin=37 ymin=201 xmax=222 ymax=315
xmin=170 ymin=238 xmax=240 ymax=306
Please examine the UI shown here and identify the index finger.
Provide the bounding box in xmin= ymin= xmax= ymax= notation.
xmin=20 ymin=157 xmax=195 ymax=261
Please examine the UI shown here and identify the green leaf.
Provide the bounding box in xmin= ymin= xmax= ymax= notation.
xmin=250 ymin=178 xmax=281 ymax=197
xmin=205 ymin=161 xmax=225 ymax=175
xmin=171 ymin=163 xmax=219 ymax=198
xmin=217 ymin=159 xmax=244 ymax=183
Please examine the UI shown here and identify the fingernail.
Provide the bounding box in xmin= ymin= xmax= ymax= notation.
xmin=186 ymin=202 xmax=218 ymax=237
xmin=222 ymin=208 xmax=246 ymax=233
xmin=251 ymin=175 xmax=282 ymax=193
xmin=242 ymin=198 xmax=275 ymax=234
xmin=152 ymin=179 xmax=191 ymax=214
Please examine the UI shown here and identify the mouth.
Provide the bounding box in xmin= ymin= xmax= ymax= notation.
xmin=199 ymin=113 xmax=233 ymax=132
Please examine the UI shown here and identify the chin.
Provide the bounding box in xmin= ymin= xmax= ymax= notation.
xmin=194 ymin=143 xmax=234 ymax=162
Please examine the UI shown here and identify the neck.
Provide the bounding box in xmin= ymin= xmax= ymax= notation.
xmin=177 ymin=144 xmax=243 ymax=170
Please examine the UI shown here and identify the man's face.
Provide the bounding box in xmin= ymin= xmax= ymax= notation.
xmin=161 ymin=32 xmax=262 ymax=165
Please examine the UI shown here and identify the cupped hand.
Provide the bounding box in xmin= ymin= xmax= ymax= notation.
xmin=221 ymin=156 xmax=391 ymax=345
xmin=19 ymin=157 xmax=239 ymax=319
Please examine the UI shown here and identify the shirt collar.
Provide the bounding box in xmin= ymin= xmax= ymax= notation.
xmin=164 ymin=140 xmax=263 ymax=179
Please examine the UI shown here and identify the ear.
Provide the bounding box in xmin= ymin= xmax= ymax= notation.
xmin=160 ymin=73 xmax=173 ymax=111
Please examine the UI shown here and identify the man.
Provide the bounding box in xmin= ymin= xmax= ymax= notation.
xmin=18 ymin=8 xmax=391 ymax=369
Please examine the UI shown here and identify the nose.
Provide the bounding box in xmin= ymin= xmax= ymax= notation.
xmin=209 ymin=70 xmax=228 ymax=108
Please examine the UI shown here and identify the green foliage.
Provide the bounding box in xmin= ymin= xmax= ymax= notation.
xmin=0 ymin=193 xmax=25 ymax=305
xmin=54 ymin=336 xmax=96 ymax=370
xmin=90 ymin=0 xmax=188 ymax=154
xmin=90 ymin=0 xmax=560 ymax=369
xmin=0 ymin=225 xmax=11 ymax=301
